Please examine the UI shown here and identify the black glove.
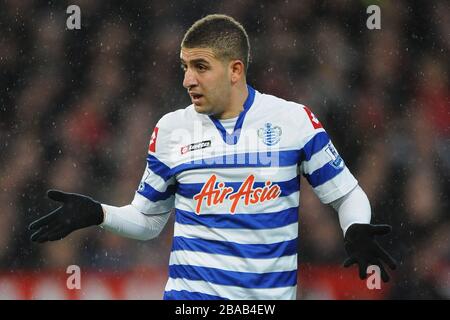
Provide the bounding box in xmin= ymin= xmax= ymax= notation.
xmin=29 ymin=190 xmax=104 ymax=243
xmin=343 ymin=223 xmax=397 ymax=282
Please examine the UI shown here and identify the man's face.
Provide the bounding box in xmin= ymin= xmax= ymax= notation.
xmin=180 ymin=47 xmax=231 ymax=116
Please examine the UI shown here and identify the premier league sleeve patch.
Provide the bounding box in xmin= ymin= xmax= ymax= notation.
xmin=325 ymin=142 xmax=344 ymax=169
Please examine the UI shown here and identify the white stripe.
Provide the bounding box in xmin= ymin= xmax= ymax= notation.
xmin=132 ymin=192 xmax=175 ymax=215
xmin=174 ymin=222 xmax=298 ymax=244
xmin=171 ymin=144 xmax=300 ymax=168
xmin=165 ymin=278 xmax=297 ymax=300
xmin=301 ymin=143 xmax=333 ymax=174
xmin=142 ymin=165 xmax=176 ymax=193
xmin=313 ymin=167 xmax=358 ymax=204
xmin=176 ymin=164 xmax=298 ymax=184
xmin=169 ymin=250 xmax=297 ymax=273
xmin=175 ymin=191 xmax=300 ymax=215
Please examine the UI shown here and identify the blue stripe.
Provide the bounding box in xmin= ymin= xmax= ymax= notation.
xmin=137 ymin=182 xmax=177 ymax=202
xmin=171 ymin=236 xmax=297 ymax=259
xmin=175 ymin=207 xmax=299 ymax=229
xmin=147 ymin=150 xmax=301 ymax=181
xmin=164 ymin=290 xmax=228 ymax=300
xmin=209 ymin=85 xmax=256 ymax=145
xmin=146 ymin=154 xmax=172 ymax=181
xmin=300 ymin=132 xmax=330 ymax=162
xmin=176 ymin=176 xmax=299 ymax=199
xmin=168 ymin=265 xmax=297 ymax=289
xmin=304 ymin=162 xmax=344 ymax=187
xmin=170 ymin=150 xmax=301 ymax=177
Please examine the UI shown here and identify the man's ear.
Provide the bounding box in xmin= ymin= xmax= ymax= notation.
xmin=229 ymin=60 xmax=245 ymax=84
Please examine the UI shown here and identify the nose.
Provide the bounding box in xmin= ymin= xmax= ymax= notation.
xmin=183 ymin=68 xmax=198 ymax=89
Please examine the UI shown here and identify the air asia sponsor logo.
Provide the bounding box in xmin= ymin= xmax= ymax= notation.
xmin=193 ymin=174 xmax=281 ymax=214
xmin=181 ymin=140 xmax=211 ymax=155
xmin=303 ymin=106 xmax=323 ymax=129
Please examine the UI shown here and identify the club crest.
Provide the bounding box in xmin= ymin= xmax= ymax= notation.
xmin=258 ymin=123 xmax=282 ymax=146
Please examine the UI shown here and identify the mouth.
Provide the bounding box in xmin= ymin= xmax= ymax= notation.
xmin=189 ymin=92 xmax=204 ymax=104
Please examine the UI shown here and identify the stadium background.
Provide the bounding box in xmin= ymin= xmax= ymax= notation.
xmin=0 ymin=0 xmax=448 ymax=299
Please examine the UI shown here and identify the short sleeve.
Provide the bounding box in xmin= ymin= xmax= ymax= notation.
xmin=299 ymin=106 xmax=358 ymax=204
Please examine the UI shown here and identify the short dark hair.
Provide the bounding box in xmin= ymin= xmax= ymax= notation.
xmin=181 ymin=14 xmax=250 ymax=73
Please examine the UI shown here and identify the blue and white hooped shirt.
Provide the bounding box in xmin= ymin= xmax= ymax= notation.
xmin=132 ymin=85 xmax=357 ymax=300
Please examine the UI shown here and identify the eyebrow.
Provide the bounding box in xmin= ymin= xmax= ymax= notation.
xmin=180 ymin=58 xmax=210 ymax=65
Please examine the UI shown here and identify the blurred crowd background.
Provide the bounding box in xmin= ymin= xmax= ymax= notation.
xmin=0 ymin=0 xmax=449 ymax=299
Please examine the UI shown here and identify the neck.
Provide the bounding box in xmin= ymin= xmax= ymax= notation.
xmin=214 ymin=82 xmax=248 ymax=119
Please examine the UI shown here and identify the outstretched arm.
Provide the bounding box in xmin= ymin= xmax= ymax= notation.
xmin=100 ymin=204 xmax=170 ymax=240
xmin=28 ymin=190 xmax=170 ymax=242
xmin=29 ymin=119 xmax=177 ymax=243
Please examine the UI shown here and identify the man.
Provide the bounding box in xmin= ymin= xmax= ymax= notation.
xmin=29 ymin=14 xmax=396 ymax=300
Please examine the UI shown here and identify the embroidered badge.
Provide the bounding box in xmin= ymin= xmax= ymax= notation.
xmin=257 ymin=123 xmax=282 ymax=146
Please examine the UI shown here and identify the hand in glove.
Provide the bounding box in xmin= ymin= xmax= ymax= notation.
xmin=29 ymin=190 xmax=104 ymax=243
xmin=343 ymin=223 xmax=397 ymax=282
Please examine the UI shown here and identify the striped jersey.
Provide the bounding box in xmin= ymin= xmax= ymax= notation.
xmin=131 ymin=85 xmax=358 ymax=300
